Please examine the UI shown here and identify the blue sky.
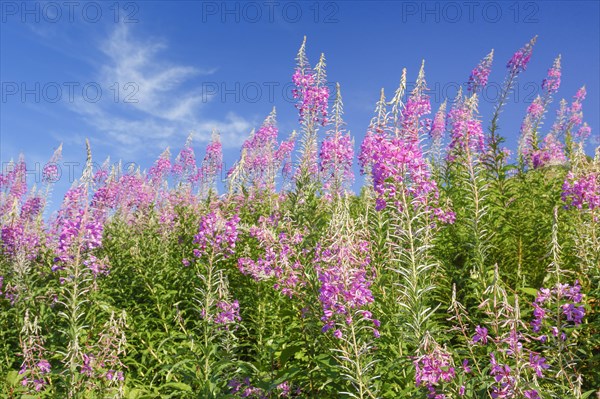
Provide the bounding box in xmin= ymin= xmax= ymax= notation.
xmin=1 ymin=0 xmax=599 ymax=199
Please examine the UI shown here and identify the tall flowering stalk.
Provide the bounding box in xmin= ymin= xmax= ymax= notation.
xmin=430 ymin=265 xmax=584 ymax=398
xmin=429 ymin=100 xmax=447 ymax=169
xmin=0 ymin=148 xmax=62 ymax=307
xmin=292 ymin=37 xmax=330 ymax=185
xmin=172 ymin=133 xmax=198 ymax=185
xmin=360 ymin=65 xmax=454 ymax=367
xmin=562 ymin=147 xmax=600 ymax=279
xmin=79 ymin=311 xmax=127 ymax=397
xmin=490 ymin=36 xmax=537 ymax=136
xmin=550 ymin=86 xmax=590 ymax=156
xmin=227 ymin=111 xmax=297 ymax=198
xmin=50 ymin=141 xmax=112 ymax=397
xmin=467 ymin=49 xmax=494 ymax=95
xmin=187 ymin=210 xmax=241 ymax=393
xmin=518 ymin=55 xmax=562 ymax=168
xmin=487 ymin=37 xmax=537 ymax=173
xmin=197 ymin=130 xmax=223 ymax=198
xmin=0 ymin=156 xmax=28 ymax=220
xmin=18 ymin=310 xmax=52 ymax=394
xmin=445 ymin=86 xmax=493 ymax=297
xmin=238 ymin=213 xmax=305 ymax=298
xmin=314 ymin=197 xmax=379 ymax=398
xmin=319 ymin=83 xmax=354 ymax=199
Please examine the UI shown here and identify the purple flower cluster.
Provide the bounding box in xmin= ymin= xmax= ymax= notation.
xmin=228 ymin=377 xmax=296 ymax=398
xmin=1 ymin=222 xmax=41 ymax=261
xmin=446 ymin=99 xmax=486 ymax=161
xmin=0 ymin=158 xmax=27 ymax=215
xmin=19 ymin=359 xmax=51 ymax=392
xmin=198 ymin=136 xmax=223 ymax=190
xmin=531 ymin=133 xmax=566 ymax=169
xmin=148 ymin=149 xmax=172 ymax=184
xmin=193 ymin=212 xmax=240 ymax=258
xmin=472 ymin=325 xmax=488 ymax=345
xmin=531 ymin=281 xmax=585 ymax=341
xmin=429 ymin=102 xmax=447 ymax=144
xmin=414 ymin=346 xmax=456 ymax=398
xmin=506 ymin=36 xmax=537 ymax=74
xmin=314 ymin=241 xmax=379 ymax=337
xmin=172 ymin=143 xmax=197 ymax=182
xmin=241 ymin=112 xmax=280 ymax=191
xmin=319 ymin=132 xmax=354 ymax=196
xmin=468 ymin=50 xmax=494 ymax=94
xmin=489 ymin=352 xmax=516 ymax=398
xmin=550 ymin=86 xmax=589 ymax=144
xmin=292 ymin=69 xmax=329 ymax=126
xmin=80 ymin=353 xmax=124 ymax=382
xmin=541 ymin=56 xmax=562 ymax=95
xmin=214 ymin=299 xmax=241 ymax=328
xmin=48 ymin=185 xmax=110 ymax=276
xmin=238 ymin=215 xmax=304 ymax=298
xmin=360 ymin=126 xmax=455 ymax=222
xmin=562 ymin=171 xmax=600 ymax=211
xmin=518 ymin=56 xmax=565 ymax=167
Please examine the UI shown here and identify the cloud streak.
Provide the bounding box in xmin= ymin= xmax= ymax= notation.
xmin=70 ymin=24 xmax=253 ymax=156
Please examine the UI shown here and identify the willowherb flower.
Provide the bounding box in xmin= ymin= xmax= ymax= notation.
xmin=446 ymin=95 xmax=486 ymax=161
xmin=524 ymin=390 xmax=541 ymax=399
xmin=1 ymin=222 xmax=41 ymax=261
xmin=468 ymin=49 xmax=494 ymax=94
xmin=319 ymin=83 xmax=355 ymax=197
xmin=528 ymin=353 xmax=550 ymax=378
xmin=429 ymin=101 xmax=447 ymax=145
xmin=148 ymin=148 xmax=172 ymax=185
xmin=240 ymin=109 xmax=281 ymax=191
xmin=291 ymin=39 xmax=330 ymax=127
xmin=414 ymin=343 xmax=456 ymax=394
xmin=228 ymin=377 xmax=267 ymax=398
xmin=315 ymin=240 xmax=376 ymax=335
xmin=277 ymin=381 xmax=291 ymax=397
xmin=489 ymin=353 xmax=516 ymax=398
xmin=196 ymin=131 xmax=223 ymax=194
xmin=238 ymin=214 xmax=304 ymax=298
xmin=275 ymin=132 xmax=297 ymax=180
xmin=359 ymin=69 xmax=454 ymax=222
xmin=541 ymin=55 xmax=561 ymax=94
xmin=172 ymin=135 xmax=197 ymax=182
xmin=472 ymin=325 xmax=489 ymax=345
xmin=562 ymin=171 xmax=600 ymax=210
xmin=531 ymin=280 xmax=586 ymax=342
xmin=19 ymin=311 xmax=51 ymax=393
xmin=551 ymin=86 xmax=588 ymax=145
xmin=193 ymin=212 xmax=240 ymax=258
xmin=319 ymin=133 xmax=354 ymax=196
xmin=41 ymin=143 xmax=63 ymax=184
xmin=531 ymin=133 xmax=566 ymax=169
xmin=507 ymin=36 xmax=537 ymax=74
xmin=292 ymin=69 xmax=329 ymax=126
xmin=214 ymin=299 xmax=241 ymax=328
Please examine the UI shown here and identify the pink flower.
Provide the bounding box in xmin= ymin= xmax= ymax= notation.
xmin=541 ymin=56 xmax=561 ymax=94
xmin=472 ymin=325 xmax=488 ymax=345
xmin=468 ymin=50 xmax=494 ymax=93
xmin=507 ymin=36 xmax=537 ymax=74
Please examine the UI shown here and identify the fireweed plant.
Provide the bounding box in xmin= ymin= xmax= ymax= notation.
xmin=1 ymin=37 xmax=598 ymax=398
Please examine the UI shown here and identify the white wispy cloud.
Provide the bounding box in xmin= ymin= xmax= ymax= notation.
xmin=70 ymin=24 xmax=253 ymax=156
